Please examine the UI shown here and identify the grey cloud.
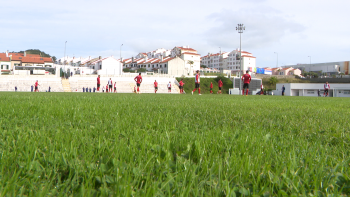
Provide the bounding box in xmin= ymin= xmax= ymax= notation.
xmin=205 ymin=8 xmax=305 ymax=50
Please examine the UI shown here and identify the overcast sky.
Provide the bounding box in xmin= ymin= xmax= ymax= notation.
xmin=1 ymin=0 xmax=349 ymax=67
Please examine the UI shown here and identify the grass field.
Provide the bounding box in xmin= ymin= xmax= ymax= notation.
xmin=0 ymin=92 xmax=349 ymax=196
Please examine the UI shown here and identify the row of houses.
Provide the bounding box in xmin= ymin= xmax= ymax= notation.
xmin=0 ymin=51 xmax=54 ymax=74
xmin=56 ymin=46 xmax=200 ymax=76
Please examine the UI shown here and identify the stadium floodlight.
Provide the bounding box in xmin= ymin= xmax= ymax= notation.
xmin=274 ymin=52 xmax=278 ymax=68
xmin=236 ymin=24 xmax=245 ymax=95
xmin=64 ymin=41 xmax=67 ymax=77
xmin=308 ymin=56 xmax=311 ymax=66
xmin=120 ymin=44 xmax=123 ymax=60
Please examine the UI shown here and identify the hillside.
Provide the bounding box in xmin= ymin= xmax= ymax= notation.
xmin=11 ymin=49 xmax=56 ymax=62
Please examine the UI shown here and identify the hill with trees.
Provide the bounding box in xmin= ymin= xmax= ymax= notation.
xmin=10 ymin=49 xmax=56 ymax=62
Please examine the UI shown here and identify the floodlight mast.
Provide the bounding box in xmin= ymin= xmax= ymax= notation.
xmin=236 ymin=24 xmax=245 ymax=95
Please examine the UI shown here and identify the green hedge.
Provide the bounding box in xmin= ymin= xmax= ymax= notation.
xmin=176 ymin=76 xmax=233 ymax=94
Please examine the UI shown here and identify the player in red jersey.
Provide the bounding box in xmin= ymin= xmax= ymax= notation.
xmin=210 ymin=82 xmax=213 ymax=94
xmin=134 ymin=73 xmax=142 ymax=94
xmin=217 ymin=79 xmax=223 ymax=94
xmin=97 ymin=75 xmax=101 ymax=91
xmin=260 ymin=84 xmax=264 ymax=95
xmin=106 ymin=84 xmax=108 ymax=93
xmin=34 ymin=80 xmax=40 ymax=92
xmin=179 ymin=79 xmax=185 ymax=94
xmin=192 ymin=70 xmax=201 ymax=95
xmin=324 ymin=82 xmax=330 ymax=97
xmin=114 ymin=82 xmax=117 ymax=93
xmin=154 ymin=80 xmax=158 ymax=93
xmin=241 ymin=70 xmax=251 ymax=96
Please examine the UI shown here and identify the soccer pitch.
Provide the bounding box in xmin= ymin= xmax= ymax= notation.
xmin=0 ymin=92 xmax=349 ymax=196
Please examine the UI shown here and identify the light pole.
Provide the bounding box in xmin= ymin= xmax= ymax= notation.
xmin=236 ymin=24 xmax=245 ymax=95
xmin=219 ymin=47 xmax=221 ymax=71
xmin=64 ymin=41 xmax=67 ymax=77
xmin=120 ymin=44 xmax=123 ymax=60
xmin=274 ymin=52 xmax=278 ymax=68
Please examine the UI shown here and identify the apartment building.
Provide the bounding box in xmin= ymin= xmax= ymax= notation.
xmin=123 ymin=46 xmax=200 ymax=76
xmin=200 ymin=49 xmax=256 ymax=75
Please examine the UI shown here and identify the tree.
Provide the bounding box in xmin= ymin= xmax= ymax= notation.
xmin=201 ymin=65 xmax=207 ymax=68
xmin=188 ymin=60 xmax=194 ymax=74
xmin=188 ymin=60 xmax=194 ymax=68
xmin=268 ymin=77 xmax=278 ymax=85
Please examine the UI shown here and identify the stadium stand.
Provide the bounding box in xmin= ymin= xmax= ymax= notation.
xmin=0 ymin=76 xmax=63 ymax=92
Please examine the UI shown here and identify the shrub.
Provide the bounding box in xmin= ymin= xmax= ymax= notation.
xmin=268 ymin=77 xmax=278 ymax=85
xmin=137 ymin=68 xmax=147 ymax=73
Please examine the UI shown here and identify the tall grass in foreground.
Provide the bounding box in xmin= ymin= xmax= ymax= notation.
xmin=0 ymin=92 xmax=349 ymax=196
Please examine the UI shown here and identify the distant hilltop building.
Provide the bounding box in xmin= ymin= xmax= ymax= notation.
xmin=200 ymin=49 xmax=256 ymax=75
xmin=0 ymin=51 xmax=54 ymax=75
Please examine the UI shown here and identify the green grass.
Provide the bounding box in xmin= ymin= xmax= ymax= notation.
xmin=0 ymin=92 xmax=349 ymax=196
xmin=177 ymin=77 xmax=233 ymax=94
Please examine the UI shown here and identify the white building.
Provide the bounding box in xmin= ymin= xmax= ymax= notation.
xmin=123 ymin=46 xmax=200 ymax=76
xmin=57 ymin=56 xmax=92 ymax=66
xmin=89 ymin=56 xmax=122 ymax=75
xmin=170 ymin=46 xmax=200 ymax=74
xmin=273 ymin=83 xmax=350 ymax=97
xmin=283 ymin=61 xmax=350 ymax=75
xmin=0 ymin=56 xmax=11 ymax=72
xmin=201 ymin=49 xmax=256 ymax=75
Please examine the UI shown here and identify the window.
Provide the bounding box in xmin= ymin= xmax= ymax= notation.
xmin=164 ymin=64 xmax=167 ymax=68
xmin=148 ymin=64 xmax=150 ymax=68
xmin=307 ymin=91 xmax=315 ymax=94
xmin=19 ymin=57 xmax=22 ymax=59
xmin=1 ymin=65 xmax=3 ymax=69
xmin=100 ymin=65 xmax=101 ymax=69
xmin=160 ymin=65 xmax=162 ymax=68
xmin=152 ymin=65 xmax=154 ymax=68
xmin=6 ymin=65 xmax=9 ymax=69
xmin=93 ymin=66 xmax=95 ymax=69
xmin=157 ymin=64 xmax=158 ymax=67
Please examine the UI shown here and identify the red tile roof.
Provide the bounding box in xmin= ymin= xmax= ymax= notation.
xmin=21 ymin=57 xmax=45 ymax=64
xmin=0 ymin=57 xmax=10 ymax=61
xmin=177 ymin=47 xmax=197 ymax=51
xmin=182 ymin=52 xmax=200 ymax=56
xmin=161 ymin=57 xmax=175 ymax=63
xmin=242 ymin=55 xmax=256 ymax=58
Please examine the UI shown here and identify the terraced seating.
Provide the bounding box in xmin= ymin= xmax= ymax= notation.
xmin=0 ymin=76 xmax=64 ymax=92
